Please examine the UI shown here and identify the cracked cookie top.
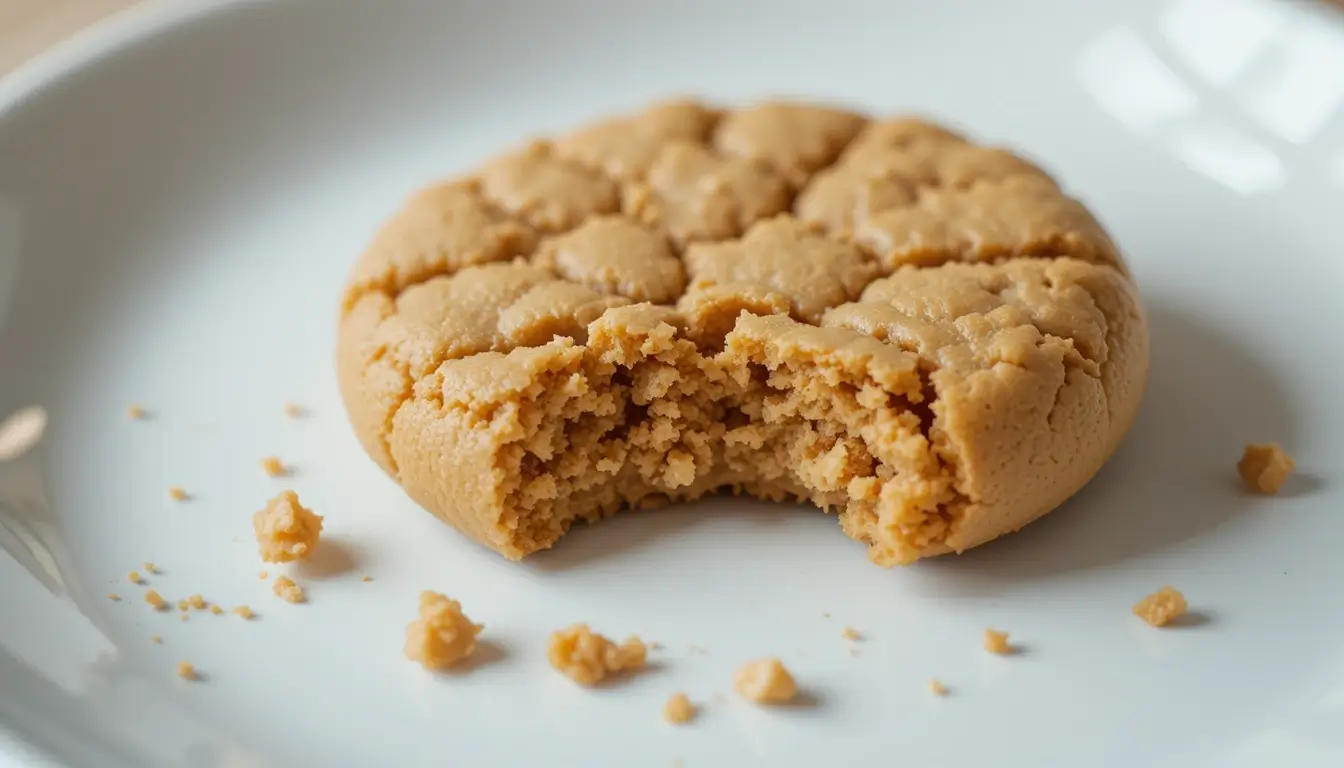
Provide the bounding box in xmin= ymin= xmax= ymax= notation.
xmin=336 ymin=98 xmax=1147 ymax=564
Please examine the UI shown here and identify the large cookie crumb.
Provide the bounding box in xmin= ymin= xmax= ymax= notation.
xmin=1132 ymin=586 xmax=1188 ymax=627
xmin=733 ymin=657 xmax=797 ymax=704
xmin=272 ymin=575 xmax=305 ymax=603
xmin=253 ymin=490 xmax=324 ymax=563
xmin=662 ymin=693 xmax=697 ymax=724
xmin=983 ymin=629 xmax=1012 ymax=655
xmin=1238 ymin=443 xmax=1294 ymax=495
xmin=404 ymin=591 xmax=483 ymax=671
xmin=546 ymin=624 xmax=647 ymax=686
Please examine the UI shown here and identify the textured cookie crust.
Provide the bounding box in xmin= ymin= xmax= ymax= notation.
xmin=337 ymin=99 xmax=1148 ymax=566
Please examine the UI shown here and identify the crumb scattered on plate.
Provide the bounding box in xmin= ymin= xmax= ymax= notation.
xmin=168 ymin=486 xmax=189 ymax=502
xmin=188 ymin=594 xmax=207 ymax=610
xmin=840 ymin=626 xmax=860 ymax=641
xmin=232 ymin=605 xmax=254 ymax=620
xmin=179 ymin=614 xmax=189 ymax=622
xmin=142 ymin=561 xmax=157 ymax=574
xmin=107 ymin=593 xmax=121 ymax=602
xmin=1132 ymin=586 xmax=1188 ymax=627
xmin=547 ymin=624 xmax=647 ymax=686
xmin=127 ymin=570 xmax=142 ymax=584
xmin=929 ymin=679 xmax=948 ymax=696
xmin=663 ymin=693 xmax=696 ymax=724
xmin=260 ymin=455 xmax=288 ymax=477
xmin=361 ymin=575 xmax=373 ymax=583
xmin=983 ymin=628 xmax=1012 ymax=655
xmin=177 ymin=599 xmax=189 ymax=612
xmin=151 ymin=635 xmax=162 ymax=644
xmin=733 ymin=658 xmax=797 ymax=704
xmin=1238 ymin=443 xmax=1294 ymax=494
xmin=144 ymin=589 xmax=167 ymax=610
xmin=404 ymin=591 xmax=483 ymax=671
xmin=176 ymin=661 xmax=197 ymax=680
xmin=209 ymin=604 xmax=223 ymax=615
xmin=272 ymin=575 xmax=305 ymax=603
xmin=283 ymin=402 xmax=305 ymax=418
xmin=259 ymin=570 xmax=268 ymax=580
xmin=254 ymin=490 xmax=323 ymax=563
xmin=126 ymin=405 xmax=147 ymax=420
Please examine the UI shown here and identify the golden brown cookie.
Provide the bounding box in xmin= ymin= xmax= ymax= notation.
xmin=336 ymin=99 xmax=1149 ymax=566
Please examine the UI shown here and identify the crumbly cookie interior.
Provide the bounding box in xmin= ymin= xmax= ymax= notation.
xmin=338 ymin=100 xmax=1148 ymax=565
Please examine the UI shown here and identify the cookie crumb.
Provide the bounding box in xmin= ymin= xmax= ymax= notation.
xmin=168 ymin=486 xmax=189 ymax=502
xmin=929 ymin=679 xmax=948 ymax=696
xmin=272 ymin=575 xmax=305 ymax=603
xmin=179 ymin=614 xmax=189 ymax=622
xmin=1132 ymin=586 xmax=1188 ymax=627
xmin=259 ymin=570 xmax=268 ymax=580
xmin=209 ymin=604 xmax=223 ymax=615
xmin=983 ymin=628 xmax=1012 ymax=655
xmin=253 ymin=490 xmax=323 ymax=563
xmin=188 ymin=594 xmax=206 ymax=610
xmin=663 ymin=693 xmax=696 ymax=724
xmin=107 ymin=593 xmax=121 ymax=602
xmin=361 ymin=575 xmax=373 ymax=583
xmin=144 ymin=589 xmax=167 ymax=610
xmin=840 ymin=626 xmax=860 ymax=641
xmin=260 ymin=455 xmax=288 ymax=477
xmin=547 ymin=624 xmax=647 ymax=686
xmin=404 ymin=591 xmax=484 ymax=671
xmin=151 ymin=635 xmax=162 ymax=644
xmin=1238 ymin=443 xmax=1294 ymax=494
xmin=733 ymin=657 xmax=797 ymax=704
xmin=142 ymin=562 xmax=157 ymax=574
xmin=649 ymin=641 xmax=662 ymax=650
xmin=283 ymin=402 xmax=304 ymax=418
xmin=232 ymin=605 xmax=254 ymax=620
xmin=822 ymin=612 xmax=832 ymax=618
xmin=176 ymin=661 xmax=197 ymax=680
xmin=127 ymin=571 xmax=142 ymax=584
xmin=126 ymin=404 xmax=147 ymax=420
xmin=177 ymin=599 xmax=189 ymax=612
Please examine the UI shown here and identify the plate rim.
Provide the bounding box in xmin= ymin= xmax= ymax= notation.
xmin=0 ymin=4 xmax=254 ymax=765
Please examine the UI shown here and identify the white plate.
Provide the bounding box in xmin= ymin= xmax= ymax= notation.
xmin=2 ymin=0 xmax=1343 ymax=766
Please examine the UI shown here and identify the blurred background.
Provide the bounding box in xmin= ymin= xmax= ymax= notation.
xmin=1 ymin=0 xmax=130 ymax=75
xmin=2 ymin=0 xmax=1343 ymax=77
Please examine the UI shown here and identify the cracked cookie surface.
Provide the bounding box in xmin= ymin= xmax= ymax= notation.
xmin=336 ymin=99 xmax=1148 ymax=566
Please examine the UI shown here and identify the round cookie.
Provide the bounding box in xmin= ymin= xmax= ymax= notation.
xmin=336 ymin=99 xmax=1149 ymax=567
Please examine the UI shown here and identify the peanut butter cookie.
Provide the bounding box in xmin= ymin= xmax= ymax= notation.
xmin=336 ymin=99 xmax=1148 ymax=566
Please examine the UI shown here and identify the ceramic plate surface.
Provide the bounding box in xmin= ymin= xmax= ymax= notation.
xmin=2 ymin=1 xmax=1344 ymax=766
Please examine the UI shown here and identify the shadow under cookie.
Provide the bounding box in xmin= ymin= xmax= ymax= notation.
xmin=914 ymin=300 xmax=1299 ymax=592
